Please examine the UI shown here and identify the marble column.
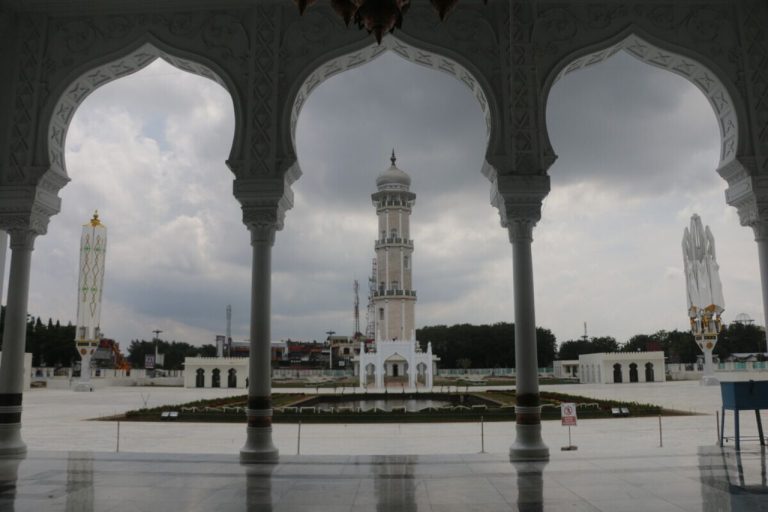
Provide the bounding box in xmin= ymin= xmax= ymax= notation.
xmin=0 ymin=230 xmax=36 ymax=455
xmin=753 ymin=221 xmax=768 ymax=353
xmin=508 ymin=220 xmax=549 ymax=461
xmin=0 ymin=230 xmax=7 ymax=304
xmin=241 ymin=224 xmax=279 ymax=462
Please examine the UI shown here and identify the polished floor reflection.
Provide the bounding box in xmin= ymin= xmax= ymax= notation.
xmin=0 ymin=447 xmax=767 ymax=511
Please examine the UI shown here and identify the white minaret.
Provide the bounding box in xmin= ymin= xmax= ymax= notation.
xmin=74 ymin=211 xmax=107 ymax=391
xmin=372 ymin=151 xmax=417 ymax=342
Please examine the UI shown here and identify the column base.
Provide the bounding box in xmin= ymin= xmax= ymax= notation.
xmin=509 ymin=423 xmax=549 ymax=462
xmin=73 ymin=382 xmax=94 ymax=392
xmin=240 ymin=427 xmax=279 ymax=463
xmin=0 ymin=424 xmax=26 ymax=457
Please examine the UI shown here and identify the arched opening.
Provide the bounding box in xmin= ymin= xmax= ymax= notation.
xmin=37 ymin=43 xmax=241 ymax=351
xmin=195 ymin=368 xmax=205 ymax=388
xmin=287 ymin=38 xmax=503 ymax=369
xmin=384 ymin=354 xmax=407 ymax=385
xmin=645 ymin=362 xmax=655 ymax=382
xmin=227 ymin=368 xmax=237 ymax=388
xmin=364 ymin=363 xmax=376 ymax=387
xmin=613 ymin=364 xmax=623 ymax=383
xmin=211 ymin=369 xmax=221 ymax=388
xmin=416 ymin=362 xmax=428 ymax=386
xmin=629 ymin=363 xmax=639 ymax=383
xmin=541 ymin=34 xmax=754 ymax=349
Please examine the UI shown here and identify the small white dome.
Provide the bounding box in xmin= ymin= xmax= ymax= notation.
xmin=376 ymin=151 xmax=411 ymax=189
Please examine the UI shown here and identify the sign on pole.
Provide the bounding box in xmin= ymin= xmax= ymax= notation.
xmin=561 ymin=402 xmax=577 ymax=426
xmin=145 ymin=354 xmax=155 ymax=369
xmin=560 ymin=402 xmax=578 ymax=451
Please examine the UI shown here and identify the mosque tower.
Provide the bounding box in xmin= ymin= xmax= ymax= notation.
xmin=74 ymin=212 xmax=107 ymax=391
xmin=372 ymin=151 xmax=417 ymax=342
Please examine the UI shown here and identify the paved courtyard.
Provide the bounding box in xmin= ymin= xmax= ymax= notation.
xmin=2 ymin=375 xmax=767 ymax=510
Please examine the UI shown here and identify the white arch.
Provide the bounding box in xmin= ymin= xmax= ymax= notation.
xmin=548 ymin=33 xmax=738 ymax=167
xmin=47 ymin=42 xmax=236 ymax=180
xmin=290 ymin=36 xmax=492 ymax=148
xmin=285 ymin=35 xmax=496 ymax=221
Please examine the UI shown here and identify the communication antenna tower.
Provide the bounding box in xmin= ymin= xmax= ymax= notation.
xmin=226 ymin=304 xmax=232 ymax=357
xmin=365 ymin=258 xmax=377 ymax=339
xmin=582 ymin=322 xmax=588 ymax=342
xmin=353 ymin=280 xmax=361 ymax=336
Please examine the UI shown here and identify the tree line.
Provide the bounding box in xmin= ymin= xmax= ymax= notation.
xmin=416 ymin=323 xmax=557 ymax=368
xmin=0 ymin=307 xmax=217 ymax=370
xmin=1 ymin=307 xmax=765 ymax=370
xmin=418 ymin=321 xmax=766 ymax=368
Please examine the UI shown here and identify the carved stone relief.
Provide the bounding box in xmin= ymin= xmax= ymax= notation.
xmin=0 ymin=0 xmax=766 ymax=236
xmin=736 ymin=1 xmax=768 ymax=176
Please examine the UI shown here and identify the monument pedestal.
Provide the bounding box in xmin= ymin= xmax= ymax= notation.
xmin=698 ymin=342 xmax=719 ymax=386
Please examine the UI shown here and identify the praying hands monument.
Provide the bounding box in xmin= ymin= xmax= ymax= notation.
xmin=683 ymin=214 xmax=725 ymax=385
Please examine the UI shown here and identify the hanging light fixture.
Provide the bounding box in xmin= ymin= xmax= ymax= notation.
xmin=331 ymin=0 xmax=362 ymax=26
xmin=355 ymin=0 xmax=410 ymax=44
xmin=430 ymin=0 xmax=460 ymax=21
xmin=294 ymin=0 xmax=485 ymax=43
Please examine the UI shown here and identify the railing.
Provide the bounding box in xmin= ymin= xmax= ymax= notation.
xmin=273 ymin=369 xmax=352 ymax=378
xmin=375 ymin=200 xmax=413 ymax=208
xmin=667 ymin=362 xmax=768 ymax=374
xmin=375 ymin=237 xmax=413 ymax=248
xmin=436 ymin=368 xmax=554 ymax=377
xmin=373 ymin=290 xmax=417 ymax=297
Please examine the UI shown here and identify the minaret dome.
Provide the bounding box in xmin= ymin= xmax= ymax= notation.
xmin=376 ymin=150 xmax=411 ymax=191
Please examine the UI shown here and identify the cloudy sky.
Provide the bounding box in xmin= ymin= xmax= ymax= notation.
xmin=6 ymin=45 xmax=762 ymax=348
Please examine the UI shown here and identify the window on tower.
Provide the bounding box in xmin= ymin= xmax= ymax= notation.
xmin=404 ymin=256 xmax=410 ymax=270
xmin=379 ymin=308 xmax=384 ymax=321
xmin=391 ymin=280 xmax=399 ymax=290
xmin=390 ymin=228 xmax=398 ymax=238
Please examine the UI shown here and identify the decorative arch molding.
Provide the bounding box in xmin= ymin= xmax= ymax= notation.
xmin=279 ymin=3 xmax=503 ymax=227
xmin=46 ymin=41 xmax=238 ymax=181
xmin=543 ymin=32 xmax=739 ymax=168
xmin=288 ymin=35 xmax=493 ymax=152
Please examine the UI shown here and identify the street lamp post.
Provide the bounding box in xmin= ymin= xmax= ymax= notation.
xmin=152 ymin=329 xmax=162 ymax=375
xmin=326 ymin=330 xmax=335 ymax=370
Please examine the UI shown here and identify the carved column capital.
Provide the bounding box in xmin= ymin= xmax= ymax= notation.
xmin=7 ymin=229 xmax=37 ymax=251
xmin=234 ymin=176 xmax=295 ymax=242
xmin=247 ymin=219 xmax=277 ymax=246
xmin=488 ymin=172 xmax=550 ymax=237
xmin=508 ymin=219 xmax=536 ymax=244
xmin=752 ymin=220 xmax=768 ymax=242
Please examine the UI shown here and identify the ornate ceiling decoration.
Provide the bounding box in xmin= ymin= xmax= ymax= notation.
xmin=293 ymin=0 xmax=486 ymax=43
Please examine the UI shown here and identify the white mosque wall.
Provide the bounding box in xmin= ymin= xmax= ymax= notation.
xmin=183 ymin=357 xmax=249 ymax=389
xmin=578 ymin=352 xmax=665 ymax=384
xmin=33 ymin=367 xmax=183 ymax=389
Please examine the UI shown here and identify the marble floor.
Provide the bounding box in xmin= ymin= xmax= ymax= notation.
xmin=1 ymin=446 xmax=767 ymax=511
xmin=5 ymin=376 xmax=768 ymax=510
